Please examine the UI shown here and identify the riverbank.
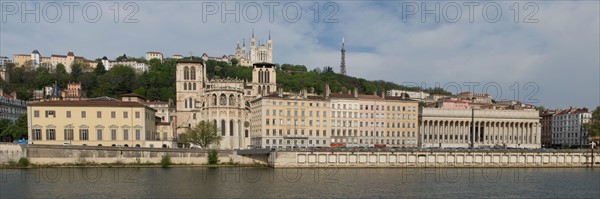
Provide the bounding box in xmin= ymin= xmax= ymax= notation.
xmin=2 ymin=144 xmax=599 ymax=168
xmin=0 ymin=162 xmax=269 ymax=169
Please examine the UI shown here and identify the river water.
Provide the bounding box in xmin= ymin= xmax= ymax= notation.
xmin=1 ymin=167 xmax=598 ymax=198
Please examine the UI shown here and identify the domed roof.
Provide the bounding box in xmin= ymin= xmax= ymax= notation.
xmin=32 ymin=50 xmax=40 ymax=54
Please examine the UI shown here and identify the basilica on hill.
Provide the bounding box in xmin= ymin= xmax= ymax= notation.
xmin=201 ymin=32 xmax=273 ymax=67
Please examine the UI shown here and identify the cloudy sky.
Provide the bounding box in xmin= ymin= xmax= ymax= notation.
xmin=1 ymin=1 xmax=598 ymax=109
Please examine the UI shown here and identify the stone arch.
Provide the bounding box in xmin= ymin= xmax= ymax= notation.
xmin=220 ymin=94 xmax=227 ymax=106
xmin=230 ymin=120 xmax=234 ymax=136
xmin=184 ymin=66 xmax=189 ymax=80
xmin=221 ymin=120 xmax=226 ymax=136
xmin=212 ymin=94 xmax=217 ymax=106
xmin=229 ymin=94 xmax=236 ymax=106
xmin=190 ymin=66 xmax=196 ymax=80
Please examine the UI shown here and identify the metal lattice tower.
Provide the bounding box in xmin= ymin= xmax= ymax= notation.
xmin=340 ymin=38 xmax=347 ymax=75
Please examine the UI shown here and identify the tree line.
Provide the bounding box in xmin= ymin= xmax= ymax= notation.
xmin=1 ymin=57 xmax=450 ymax=102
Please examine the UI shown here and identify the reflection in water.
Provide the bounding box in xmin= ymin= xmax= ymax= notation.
xmin=1 ymin=167 xmax=598 ymax=198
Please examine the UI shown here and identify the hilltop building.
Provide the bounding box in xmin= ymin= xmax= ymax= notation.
xmin=202 ymin=31 xmax=273 ymax=67
xmin=12 ymin=50 xmax=96 ymax=72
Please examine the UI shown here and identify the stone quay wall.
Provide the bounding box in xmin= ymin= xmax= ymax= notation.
xmin=0 ymin=144 xmax=267 ymax=165
xmin=269 ymin=149 xmax=600 ymax=168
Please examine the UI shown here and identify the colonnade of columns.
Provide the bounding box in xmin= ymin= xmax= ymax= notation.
xmin=420 ymin=120 xmax=541 ymax=148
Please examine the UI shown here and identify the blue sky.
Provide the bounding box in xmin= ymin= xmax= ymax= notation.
xmin=1 ymin=1 xmax=599 ymax=110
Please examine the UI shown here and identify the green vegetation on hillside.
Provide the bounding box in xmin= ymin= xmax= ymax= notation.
xmin=1 ymin=57 xmax=450 ymax=102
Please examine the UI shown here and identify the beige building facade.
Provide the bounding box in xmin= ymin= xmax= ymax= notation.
xmin=145 ymin=52 xmax=163 ymax=62
xmin=250 ymin=90 xmax=331 ymax=148
xmin=27 ymin=100 xmax=158 ymax=147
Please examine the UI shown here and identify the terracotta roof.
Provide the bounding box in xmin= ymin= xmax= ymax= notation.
xmin=146 ymin=52 xmax=162 ymax=54
xmin=51 ymin=54 xmax=67 ymax=58
xmin=357 ymin=94 xmax=382 ymax=100
xmin=28 ymin=100 xmax=147 ymax=107
xmin=330 ymin=93 xmax=356 ymax=99
xmin=384 ymin=96 xmax=418 ymax=102
xmin=121 ymin=93 xmax=146 ymax=99
xmin=307 ymin=96 xmax=326 ymax=100
xmin=146 ymin=101 xmax=169 ymax=106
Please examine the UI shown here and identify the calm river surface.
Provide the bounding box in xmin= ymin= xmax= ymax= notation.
xmin=1 ymin=167 xmax=599 ymax=198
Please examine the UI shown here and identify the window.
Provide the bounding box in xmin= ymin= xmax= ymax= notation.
xmin=97 ymin=111 xmax=102 ymax=118
xmin=45 ymin=110 xmax=56 ymax=118
xmin=135 ymin=129 xmax=141 ymax=140
xmin=46 ymin=129 xmax=56 ymax=140
xmin=32 ymin=129 xmax=42 ymax=140
xmin=135 ymin=112 xmax=140 ymax=118
xmin=123 ymin=111 xmax=128 ymax=118
xmin=123 ymin=129 xmax=129 ymax=140
xmin=81 ymin=111 xmax=86 ymax=118
xmin=64 ymin=129 xmax=74 ymax=140
xmin=111 ymin=111 xmax=116 ymax=118
xmin=97 ymin=129 xmax=103 ymax=140
xmin=66 ymin=111 xmax=71 ymax=118
xmin=79 ymin=129 xmax=89 ymax=140
xmin=34 ymin=111 xmax=40 ymax=118
xmin=111 ymin=129 xmax=117 ymax=140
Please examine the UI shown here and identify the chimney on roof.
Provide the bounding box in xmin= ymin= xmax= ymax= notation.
xmin=277 ymin=88 xmax=283 ymax=98
xmin=381 ymin=90 xmax=385 ymax=99
xmin=310 ymin=87 xmax=315 ymax=94
xmin=302 ymin=89 xmax=307 ymax=98
xmin=373 ymin=90 xmax=377 ymax=96
xmin=324 ymin=84 xmax=331 ymax=99
xmin=353 ymin=87 xmax=358 ymax=98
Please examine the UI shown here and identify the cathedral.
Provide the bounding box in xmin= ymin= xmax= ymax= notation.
xmin=176 ymin=60 xmax=276 ymax=149
xmin=234 ymin=32 xmax=273 ymax=67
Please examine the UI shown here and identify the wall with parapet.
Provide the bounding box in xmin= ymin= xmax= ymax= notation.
xmin=0 ymin=144 xmax=268 ymax=165
xmin=269 ymin=150 xmax=600 ymax=168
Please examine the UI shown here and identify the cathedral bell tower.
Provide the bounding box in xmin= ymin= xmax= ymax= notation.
xmin=252 ymin=62 xmax=276 ymax=96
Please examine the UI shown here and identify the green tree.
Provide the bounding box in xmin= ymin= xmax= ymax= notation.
xmin=1 ymin=114 xmax=27 ymax=140
xmin=91 ymin=65 xmax=137 ymax=97
xmin=184 ymin=121 xmax=222 ymax=149
xmin=586 ymin=106 xmax=600 ymax=137
xmin=33 ymin=67 xmax=53 ymax=88
xmin=54 ymin=63 xmax=71 ymax=88
xmin=94 ymin=62 xmax=106 ymax=75
xmin=116 ymin=54 xmax=127 ymax=61
xmin=230 ymin=58 xmax=239 ymax=66
xmin=70 ymin=63 xmax=83 ymax=80
xmin=0 ymin=119 xmax=12 ymax=139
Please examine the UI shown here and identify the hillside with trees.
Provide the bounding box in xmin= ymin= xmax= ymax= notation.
xmin=0 ymin=57 xmax=450 ymax=102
